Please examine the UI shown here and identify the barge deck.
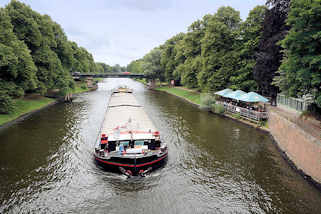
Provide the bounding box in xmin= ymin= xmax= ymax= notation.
xmin=94 ymin=88 xmax=168 ymax=176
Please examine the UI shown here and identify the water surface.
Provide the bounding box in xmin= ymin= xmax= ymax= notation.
xmin=0 ymin=78 xmax=320 ymax=213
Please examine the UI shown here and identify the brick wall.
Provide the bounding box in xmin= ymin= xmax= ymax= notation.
xmin=268 ymin=110 xmax=321 ymax=183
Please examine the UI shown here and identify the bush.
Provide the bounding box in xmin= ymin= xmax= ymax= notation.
xmin=0 ymin=92 xmax=15 ymax=114
xmin=81 ymin=84 xmax=87 ymax=90
xmin=0 ymin=81 xmax=24 ymax=98
xmin=212 ymin=104 xmax=225 ymax=114
xmin=36 ymin=82 xmax=47 ymax=95
xmin=200 ymin=93 xmax=216 ymax=109
xmin=258 ymin=120 xmax=266 ymax=127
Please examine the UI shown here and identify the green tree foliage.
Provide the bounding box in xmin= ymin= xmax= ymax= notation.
xmin=229 ymin=6 xmax=267 ymax=92
xmin=199 ymin=7 xmax=241 ymax=91
xmin=6 ymin=0 xmax=73 ymax=94
xmin=130 ymin=0 xmax=321 ymax=111
xmin=70 ymin=43 xmax=96 ymax=73
xmin=0 ymin=0 xmax=97 ymax=113
xmin=113 ymin=64 xmax=122 ymax=73
xmin=181 ymin=19 xmax=207 ymax=88
xmin=181 ymin=56 xmax=201 ymax=88
xmin=0 ymin=7 xmax=37 ymax=94
xmin=160 ymin=33 xmax=185 ymax=81
xmin=128 ymin=6 xmax=266 ymax=92
xmin=253 ymin=0 xmax=290 ymax=102
xmin=95 ymin=62 xmax=104 ymax=73
xmin=0 ymin=91 xmax=15 ymax=114
xmin=141 ymin=48 xmax=164 ymax=81
xmin=100 ymin=63 xmax=113 ymax=73
xmin=127 ymin=59 xmax=143 ymax=74
xmin=275 ymin=0 xmax=321 ymax=107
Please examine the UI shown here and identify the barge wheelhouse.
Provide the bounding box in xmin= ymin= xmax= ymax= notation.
xmin=94 ymin=88 xmax=168 ymax=176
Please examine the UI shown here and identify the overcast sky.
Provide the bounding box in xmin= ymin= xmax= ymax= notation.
xmin=1 ymin=0 xmax=265 ymax=66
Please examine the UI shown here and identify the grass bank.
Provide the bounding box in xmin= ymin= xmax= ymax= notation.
xmin=155 ymin=86 xmax=201 ymax=105
xmin=135 ymin=78 xmax=148 ymax=85
xmin=0 ymin=96 xmax=55 ymax=126
xmin=0 ymin=78 xmax=102 ymax=127
xmin=73 ymin=77 xmax=102 ymax=94
xmin=74 ymin=82 xmax=90 ymax=94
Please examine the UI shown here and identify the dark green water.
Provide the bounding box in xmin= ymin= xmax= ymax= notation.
xmin=0 ymin=78 xmax=320 ymax=213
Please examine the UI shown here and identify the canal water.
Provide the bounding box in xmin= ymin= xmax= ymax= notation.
xmin=0 ymin=78 xmax=320 ymax=213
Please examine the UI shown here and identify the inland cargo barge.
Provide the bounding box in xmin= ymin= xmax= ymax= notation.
xmin=94 ymin=88 xmax=168 ymax=176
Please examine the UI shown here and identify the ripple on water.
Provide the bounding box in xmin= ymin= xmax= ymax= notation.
xmin=1 ymin=78 xmax=321 ymax=214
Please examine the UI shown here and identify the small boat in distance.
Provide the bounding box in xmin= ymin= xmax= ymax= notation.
xmin=94 ymin=87 xmax=168 ymax=177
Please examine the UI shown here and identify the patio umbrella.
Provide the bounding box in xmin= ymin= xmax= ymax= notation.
xmin=214 ymin=88 xmax=233 ymax=97
xmin=239 ymin=92 xmax=269 ymax=103
xmin=224 ymin=90 xmax=246 ymax=100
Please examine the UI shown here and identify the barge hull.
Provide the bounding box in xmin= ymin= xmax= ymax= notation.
xmin=95 ymin=152 xmax=168 ymax=175
xmin=95 ymin=89 xmax=168 ymax=175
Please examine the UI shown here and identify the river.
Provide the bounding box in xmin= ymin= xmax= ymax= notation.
xmin=0 ymin=78 xmax=320 ymax=213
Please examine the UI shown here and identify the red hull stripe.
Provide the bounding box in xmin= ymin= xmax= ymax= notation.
xmin=95 ymin=152 xmax=168 ymax=168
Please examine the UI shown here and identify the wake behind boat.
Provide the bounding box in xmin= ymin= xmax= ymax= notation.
xmin=94 ymin=87 xmax=168 ymax=176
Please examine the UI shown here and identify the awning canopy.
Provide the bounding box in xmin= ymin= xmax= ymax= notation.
xmin=224 ymin=90 xmax=246 ymax=100
xmin=214 ymin=88 xmax=233 ymax=97
xmin=239 ymin=92 xmax=269 ymax=103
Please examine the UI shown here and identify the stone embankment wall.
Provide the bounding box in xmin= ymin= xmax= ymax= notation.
xmin=268 ymin=110 xmax=321 ymax=184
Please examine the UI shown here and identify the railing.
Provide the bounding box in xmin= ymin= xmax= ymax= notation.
xmin=216 ymin=101 xmax=268 ymax=121
xmin=72 ymin=72 xmax=146 ymax=78
xmin=277 ymin=94 xmax=309 ymax=112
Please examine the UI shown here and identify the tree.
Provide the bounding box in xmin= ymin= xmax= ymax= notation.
xmin=101 ymin=63 xmax=112 ymax=73
xmin=4 ymin=0 xmax=94 ymax=98
xmin=112 ymin=64 xmax=122 ymax=73
xmin=0 ymin=7 xmax=37 ymax=95
xmin=275 ymin=0 xmax=321 ymax=107
xmin=127 ymin=59 xmax=143 ymax=74
xmin=199 ymin=6 xmax=241 ymax=91
xmin=230 ymin=6 xmax=267 ymax=91
xmin=51 ymin=21 xmax=74 ymax=71
xmin=253 ymin=0 xmax=290 ymax=102
xmin=181 ymin=56 xmax=202 ymax=88
xmin=142 ymin=48 xmax=164 ymax=81
xmin=5 ymin=0 xmax=75 ymax=94
xmin=69 ymin=42 xmax=96 ymax=73
xmin=160 ymin=33 xmax=185 ymax=81
xmin=179 ymin=18 xmax=207 ymax=88
xmin=95 ymin=62 xmax=104 ymax=73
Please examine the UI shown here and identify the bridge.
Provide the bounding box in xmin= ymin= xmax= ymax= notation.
xmin=72 ymin=72 xmax=146 ymax=79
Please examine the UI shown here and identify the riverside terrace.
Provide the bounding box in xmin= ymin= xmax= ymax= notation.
xmin=216 ymin=100 xmax=268 ymax=121
xmin=215 ymin=89 xmax=269 ymax=122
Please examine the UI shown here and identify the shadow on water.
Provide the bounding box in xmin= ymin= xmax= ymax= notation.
xmin=0 ymin=78 xmax=321 ymax=213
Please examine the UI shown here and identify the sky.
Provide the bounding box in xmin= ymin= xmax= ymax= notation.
xmin=1 ymin=0 xmax=265 ymax=66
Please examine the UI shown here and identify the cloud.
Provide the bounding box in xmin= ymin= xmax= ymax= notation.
xmin=0 ymin=0 xmax=266 ymax=66
xmin=120 ymin=0 xmax=173 ymax=11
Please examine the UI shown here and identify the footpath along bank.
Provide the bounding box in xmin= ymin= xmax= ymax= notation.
xmin=154 ymin=85 xmax=321 ymax=189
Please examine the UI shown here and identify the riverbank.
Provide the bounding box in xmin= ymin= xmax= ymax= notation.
xmin=156 ymin=87 xmax=201 ymax=106
xmin=154 ymin=86 xmax=267 ymax=130
xmin=268 ymin=106 xmax=321 ymax=187
xmin=0 ymin=78 xmax=102 ymax=128
xmin=0 ymin=96 xmax=56 ymax=127
xmin=73 ymin=81 xmax=97 ymax=94
xmin=154 ymin=85 xmax=321 ymax=189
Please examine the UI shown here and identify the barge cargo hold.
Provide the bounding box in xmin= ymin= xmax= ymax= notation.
xmin=94 ymin=88 xmax=168 ymax=176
